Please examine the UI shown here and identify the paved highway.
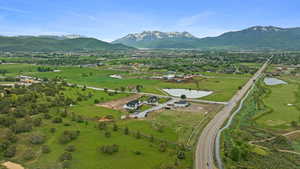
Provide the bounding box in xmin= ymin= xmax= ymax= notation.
xmin=195 ymin=59 xmax=270 ymax=169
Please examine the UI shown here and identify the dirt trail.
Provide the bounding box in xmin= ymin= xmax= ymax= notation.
xmin=96 ymin=94 xmax=141 ymax=110
xmin=249 ymin=130 xmax=300 ymax=156
xmin=249 ymin=130 xmax=300 ymax=144
xmin=2 ymin=161 xmax=24 ymax=169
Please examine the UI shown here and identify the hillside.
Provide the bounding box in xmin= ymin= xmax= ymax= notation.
xmin=113 ymin=26 xmax=300 ymax=50
xmin=0 ymin=36 xmax=133 ymax=52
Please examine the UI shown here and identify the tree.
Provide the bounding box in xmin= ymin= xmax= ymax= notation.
xmin=42 ymin=145 xmax=51 ymax=154
xmin=124 ymin=127 xmax=129 ymax=135
xmin=30 ymin=134 xmax=45 ymax=145
xmin=177 ymin=151 xmax=185 ymax=159
xmin=61 ymin=160 xmax=71 ymax=169
xmin=59 ymin=152 xmax=72 ymax=161
xmin=180 ymin=95 xmax=187 ymax=100
xmin=98 ymin=144 xmax=119 ymax=155
xmin=159 ymin=142 xmax=167 ymax=152
xmin=33 ymin=118 xmax=42 ymax=127
xmin=105 ymin=131 xmax=111 ymax=138
xmin=291 ymin=121 xmax=298 ymax=128
xmin=23 ymin=149 xmax=35 ymax=161
xmin=65 ymin=145 xmax=76 ymax=152
xmin=150 ymin=135 xmax=154 ymax=142
xmin=4 ymin=145 xmax=16 ymax=158
xmin=113 ymin=123 xmax=118 ymax=131
xmin=52 ymin=117 xmax=63 ymax=123
xmin=98 ymin=122 xmax=107 ymax=130
xmin=136 ymin=131 xmax=141 ymax=139
xmin=94 ymin=99 xmax=100 ymax=104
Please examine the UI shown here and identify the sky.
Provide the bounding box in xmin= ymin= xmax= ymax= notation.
xmin=0 ymin=0 xmax=299 ymax=42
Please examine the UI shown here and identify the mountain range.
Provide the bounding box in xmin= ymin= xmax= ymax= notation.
xmin=1 ymin=26 xmax=300 ymax=52
xmin=113 ymin=26 xmax=300 ymax=50
xmin=0 ymin=35 xmax=132 ymax=52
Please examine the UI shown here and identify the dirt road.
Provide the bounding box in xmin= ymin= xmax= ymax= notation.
xmin=195 ymin=59 xmax=270 ymax=169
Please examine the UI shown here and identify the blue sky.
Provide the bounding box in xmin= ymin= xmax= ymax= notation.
xmin=0 ymin=0 xmax=299 ymax=41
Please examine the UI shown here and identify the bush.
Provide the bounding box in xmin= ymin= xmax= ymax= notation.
xmin=50 ymin=128 xmax=56 ymax=133
xmin=43 ymin=113 xmax=52 ymax=119
xmin=134 ymin=151 xmax=142 ymax=155
xmin=136 ymin=131 xmax=141 ymax=139
xmin=30 ymin=134 xmax=45 ymax=145
xmin=113 ymin=123 xmax=118 ymax=131
xmin=159 ymin=142 xmax=167 ymax=152
xmin=42 ymin=145 xmax=51 ymax=154
xmin=104 ymin=131 xmax=111 ymax=138
xmin=124 ymin=127 xmax=129 ymax=135
xmin=52 ymin=117 xmax=63 ymax=123
xmin=23 ymin=149 xmax=35 ymax=161
xmin=98 ymin=144 xmax=119 ymax=155
xmin=59 ymin=152 xmax=72 ymax=161
xmin=33 ymin=118 xmax=42 ymax=127
xmin=98 ymin=122 xmax=107 ymax=130
xmin=4 ymin=145 xmax=16 ymax=158
xmin=94 ymin=99 xmax=100 ymax=104
xmin=177 ymin=151 xmax=185 ymax=159
xmin=61 ymin=160 xmax=71 ymax=168
xmin=59 ymin=130 xmax=80 ymax=144
xmin=65 ymin=145 xmax=76 ymax=152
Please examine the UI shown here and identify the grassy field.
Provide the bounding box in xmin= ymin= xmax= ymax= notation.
xmin=0 ymin=63 xmax=249 ymax=102
xmin=256 ymin=76 xmax=300 ymax=129
xmin=0 ymin=86 xmax=193 ymax=169
xmin=24 ymin=121 xmax=192 ymax=169
xmin=222 ymin=81 xmax=300 ymax=169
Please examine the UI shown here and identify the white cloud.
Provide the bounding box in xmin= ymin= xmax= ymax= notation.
xmin=0 ymin=6 xmax=28 ymax=14
xmin=177 ymin=11 xmax=216 ymax=27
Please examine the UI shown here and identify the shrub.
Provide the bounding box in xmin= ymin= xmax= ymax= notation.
xmin=104 ymin=131 xmax=111 ymax=138
xmin=43 ymin=113 xmax=52 ymax=119
xmin=134 ymin=151 xmax=142 ymax=155
xmin=159 ymin=142 xmax=167 ymax=152
xmin=177 ymin=151 xmax=185 ymax=159
xmin=65 ymin=145 xmax=76 ymax=152
xmin=98 ymin=122 xmax=107 ymax=130
xmin=61 ymin=160 xmax=71 ymax=168
xmin=94 ymin=99 xmax=100 ymax=104
xmin=59 ymin=130 xmax=80 ymax=144
xmin=98 ymin=144 xmax=119 ymax=155
xmin=136 ymin=131 xmax=141 ymax=139
xmin=113 ymin=123 xmax=118 ymax=131
xmin=42 ymin=145 xmax=51 ymax=154
xmin=33 ymin=118 xmax=42 ymax=127
xmin=124 ymin=127 xmax=129 ymax=135
xmin=50 ymin=128 xmax=56 ymax=133
xmin=30 ymin=134 xmax=45 ymax=145
xmin=23 ymin=149 xmax=35 ymax=161
xmin=59 ymin=152 xmax=72 ymax=161
xmin=52 ymin=117 xmax=63 ymax=123
xmin=4 ymin=145 xmax=16 ymax=158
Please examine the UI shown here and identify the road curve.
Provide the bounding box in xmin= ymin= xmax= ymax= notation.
xmin=195 ymin=59 xmax=270 ymax=169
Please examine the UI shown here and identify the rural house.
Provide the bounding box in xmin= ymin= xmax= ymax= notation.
xmin=174 ymin=100 xmax=190 ymax=107
xmin=123 ymin=100 xmax=142 ymax=110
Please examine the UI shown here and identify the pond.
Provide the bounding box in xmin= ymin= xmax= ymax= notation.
xmin=162 ymin=89 xmax=213 ymax=99
xmin=264 ymin=77 xmax=287 ymax=86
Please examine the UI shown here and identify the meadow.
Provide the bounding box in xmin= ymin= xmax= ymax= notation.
xmin=0 ymin=63 xmax=249 ymax=102
xmin=256 ymin=75 xmax=300 ymax=130
xmin=0 ymin=85 xmax=193 ymax=169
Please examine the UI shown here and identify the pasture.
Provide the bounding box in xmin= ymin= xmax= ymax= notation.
xmin=256 ymin=75 xmax=300 ymax=129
